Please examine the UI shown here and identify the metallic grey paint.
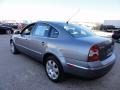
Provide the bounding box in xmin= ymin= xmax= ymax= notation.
xmin=10 ymin=21 xmax=116 ymax=78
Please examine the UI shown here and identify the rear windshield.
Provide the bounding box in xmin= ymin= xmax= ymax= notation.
xmin=59 ymin=23 xmax=95 ymax=38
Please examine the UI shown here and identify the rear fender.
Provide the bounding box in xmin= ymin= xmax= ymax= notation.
xmin=43 ymin=48 xmax=67 ymax=70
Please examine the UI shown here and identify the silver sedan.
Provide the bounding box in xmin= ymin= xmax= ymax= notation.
xmin=10 ymin=21 xmax=116 ymax=82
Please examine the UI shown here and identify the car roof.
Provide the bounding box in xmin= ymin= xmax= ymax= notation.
xmin=36 ymin=21 xmax=68 ymax=26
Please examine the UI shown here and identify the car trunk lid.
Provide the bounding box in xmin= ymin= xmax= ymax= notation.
xmin=76 ymin=36 xmax=114 ymax=61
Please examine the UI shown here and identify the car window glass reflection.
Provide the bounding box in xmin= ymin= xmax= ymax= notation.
xmin=33 ymin=25 xmax=50 ymax=37
xmin=50 ymin=28 xmax=59 ymax=38
xmin=22 ymin=26 xmax=33 ymax=35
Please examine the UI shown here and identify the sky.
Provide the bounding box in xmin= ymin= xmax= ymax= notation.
xmin=0 ymin=0 xmax=120 ymax=22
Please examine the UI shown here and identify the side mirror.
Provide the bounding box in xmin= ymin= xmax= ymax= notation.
xmin=14 ymin=30 xmax=20 ymax=34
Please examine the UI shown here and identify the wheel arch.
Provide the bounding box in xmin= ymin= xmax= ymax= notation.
xmin=42 ymin=52 xmax=66 ymax=72
xmin=43 ymin=53 xmax=60 ymax=65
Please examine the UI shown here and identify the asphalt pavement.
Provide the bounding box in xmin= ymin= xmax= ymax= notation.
xmin=0 ymin=35 xmax=120 ymax=90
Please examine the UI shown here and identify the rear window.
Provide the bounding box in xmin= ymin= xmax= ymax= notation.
xmin=59 ymin=23 xmax=95 ymax=38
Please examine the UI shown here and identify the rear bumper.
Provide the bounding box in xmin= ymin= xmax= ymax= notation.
xmin=66 ymin=61 xmax=114 ymax=78
xmin=64 ymin=53 xmax=116 ymax=78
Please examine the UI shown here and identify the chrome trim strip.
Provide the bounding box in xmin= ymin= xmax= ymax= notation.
xmin=67 ymin=63 xmax=89 ymax=70
xmin=16 ymin=44 xmax=42 ymax=55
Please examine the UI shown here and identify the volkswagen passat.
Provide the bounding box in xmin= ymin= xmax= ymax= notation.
xmin=10 ymin=21 xmax=116 ymax=82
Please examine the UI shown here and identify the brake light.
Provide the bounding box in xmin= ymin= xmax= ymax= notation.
xmin=88 ymin=45 xmax=99 ymax=62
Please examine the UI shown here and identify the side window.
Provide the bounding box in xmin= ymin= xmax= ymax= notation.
xmin=22 ymin=25 xmax=34 ymax=35
xmin=33 ymin=24 xmax=50 ymax=37
xmin=49 ymin=27 xmax=59 ymax=38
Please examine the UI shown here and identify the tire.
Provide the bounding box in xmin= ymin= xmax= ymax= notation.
xmin=45 ymin=56 xmax=64 ymax=82
xmin=10 ymin=42 xmax=19 ymax=54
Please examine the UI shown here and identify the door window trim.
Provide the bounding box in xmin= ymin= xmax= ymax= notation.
xmin=21 ymin=23 xmax=35 ymax=35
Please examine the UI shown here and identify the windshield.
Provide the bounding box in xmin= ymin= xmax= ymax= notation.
xmin=61 ymin=23 xmax=95 ymax=38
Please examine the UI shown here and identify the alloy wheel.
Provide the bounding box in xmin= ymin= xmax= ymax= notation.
xmin=46 ymin=60 xmax=59 ymax=80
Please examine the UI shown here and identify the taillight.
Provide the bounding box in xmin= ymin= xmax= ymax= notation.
xmin=88 ymin=45 xmax=99 ymax=62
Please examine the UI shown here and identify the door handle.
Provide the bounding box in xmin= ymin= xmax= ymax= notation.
xmin=41 ymin=42 xmax=47 ymax=47
xmin=41 ymin=42 xmax=45 ymax=45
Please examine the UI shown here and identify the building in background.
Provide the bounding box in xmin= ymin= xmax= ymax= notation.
xmin=104 ymin=20 xmax=120 ymax=28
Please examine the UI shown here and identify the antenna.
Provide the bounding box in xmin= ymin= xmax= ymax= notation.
xmin=66 ymin=9 xmax=80 ymax=24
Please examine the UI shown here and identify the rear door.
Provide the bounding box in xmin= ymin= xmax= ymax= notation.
xmin=27 ymin=23 xmax=51 ymax=61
